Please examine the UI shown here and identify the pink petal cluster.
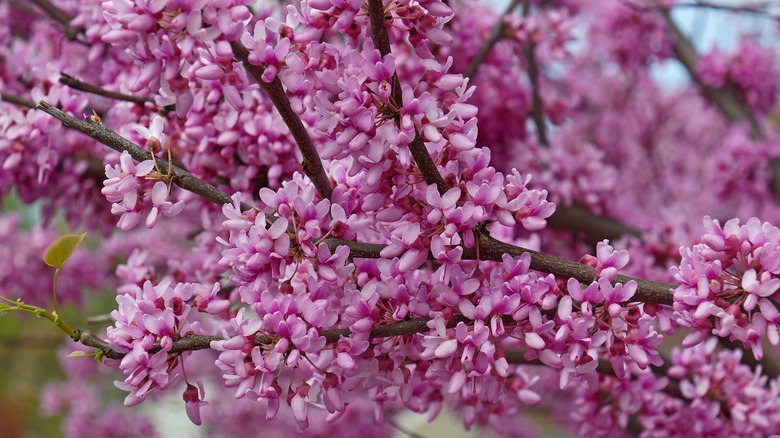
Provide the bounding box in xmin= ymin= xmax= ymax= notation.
xmin=673 ymin=216 xmax=780 ymax=359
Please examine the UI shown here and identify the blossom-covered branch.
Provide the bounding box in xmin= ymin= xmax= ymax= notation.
xmin=367 ymin=0 xmax=449 ymax=195
xmin=324 ymin=235 xmax=674 ymax=304
xmin=231 ymin=41 xmax=334 ymax=201
xmin=37 ymin=100 xmax=673 ymax=305
xmin=35 ymin=101 xmax=255 ymax=212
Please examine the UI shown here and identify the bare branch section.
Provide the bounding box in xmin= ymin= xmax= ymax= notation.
xmin=59 ymin=73 xmax=155 ymax=106
xmin=366 ymin=0 xmax=449 ymax=195
xmin=464 ymin=0 xmax=521 ymax=79
xmin=36 ymin=101 xmax=255 ymax=212
xmin=26 ymin=0 xmax=82 ymax=41
xmin=661 ymin=12 xmax=760 ymax=136
xmin=230 ymin=41 xmax=334 ymax=202
xmin=1 ymin=92 xmax=35 ymax=109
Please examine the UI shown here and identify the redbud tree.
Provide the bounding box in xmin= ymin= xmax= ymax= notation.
xmin=2 ymin=0 xmax=780 ymax=436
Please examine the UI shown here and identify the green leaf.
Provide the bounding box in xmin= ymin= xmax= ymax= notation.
xmin=43 ymin=233 xmax=87 ymax=268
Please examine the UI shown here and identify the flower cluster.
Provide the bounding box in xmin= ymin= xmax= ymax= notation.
xmin=107 ymin=279 xmax=221 ymax=406
xmin=673 ymin=216 xmax=780 ymax=359
xmin=698 ymin=37 xmax=778 ymax=115
xmin=101 ymin=117 xmax=184 ymax=230
xmin=5 ymin=0 xmax=780 ymax=436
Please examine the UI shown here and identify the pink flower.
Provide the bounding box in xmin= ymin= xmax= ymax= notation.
xmin=134 ymin=116 xmax=166 ymax=151
xmin=146 ymin=181 xmax=185 ymax=228
xmin=183 ymin=382 xmax=207 ymax=426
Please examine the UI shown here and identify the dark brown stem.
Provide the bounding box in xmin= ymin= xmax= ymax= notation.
xmin=1 ymin=92 xmax=35 ymax=109
xmin=36 ymin=101 xmax=255 ymax=212
xmin=230 ymin=41 xmax=333 ymax=201
xmin=26 ymin=0 xmax=82 ymax=41
xmin=77 ymin=315 xmax=471 ymax=360
xmin=59 ymin=73 xmax=155 ymax=106
xmin=408 ymin=130 xmax=449 ymax=194
xmin=464 ymin=0 xmax=521 ymax=79
xmin=367 ymin=0 xmax=393 ymax=58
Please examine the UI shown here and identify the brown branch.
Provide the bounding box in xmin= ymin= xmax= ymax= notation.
xmin=26 ymin=0 xmax=82 ymax=41
xmin=324 ymin=234 xmax=675 ymax=305
xmin=8 ymin=0 xmax=41 ymax=17
xmin=661 ymin=11 xmax=761 ymax=137
xmin=0 ymin=92 xmax=35 ymax=109
xmin=547 ymin=205 xmax=643 ymax=245
xmin=230 ymin=41 xmax=333 ymax=201
xmin=59 ymin=73 xmax=155 ymax=106
xmin=77 ymin=315 xmax=471 ymax=361
xmin=77 ymin=330 xmax=224 ymax=360
xmin=35 ymin=101 xmax=255 ymax=212
xmin=464 ymin=0 xmax=521 ymax=79
xmin=675 ymin=1 xmax=778 ymax=17
xmin=660 ymin=10 xmax=780 ymax=197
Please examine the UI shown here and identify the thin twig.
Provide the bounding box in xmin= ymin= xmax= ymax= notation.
xmin=622 ymin=0 xmax=780 ymax=19
xmin=26 ymin=0 xmax=82 ymax=41
xmin=36 ymin=101 xmax=255 ymax=212
xmin=464 ymin=0 xmax=521 ymax=79
xmin=522 ymin=0 xmax=549 ymax=147
xmin=230 ymin=41 xmax=334 ymax=201
xmin=59 ymin=73 xmax=155 ymax=106
xmin=0 ymin=92 xmax=35 ymax=109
